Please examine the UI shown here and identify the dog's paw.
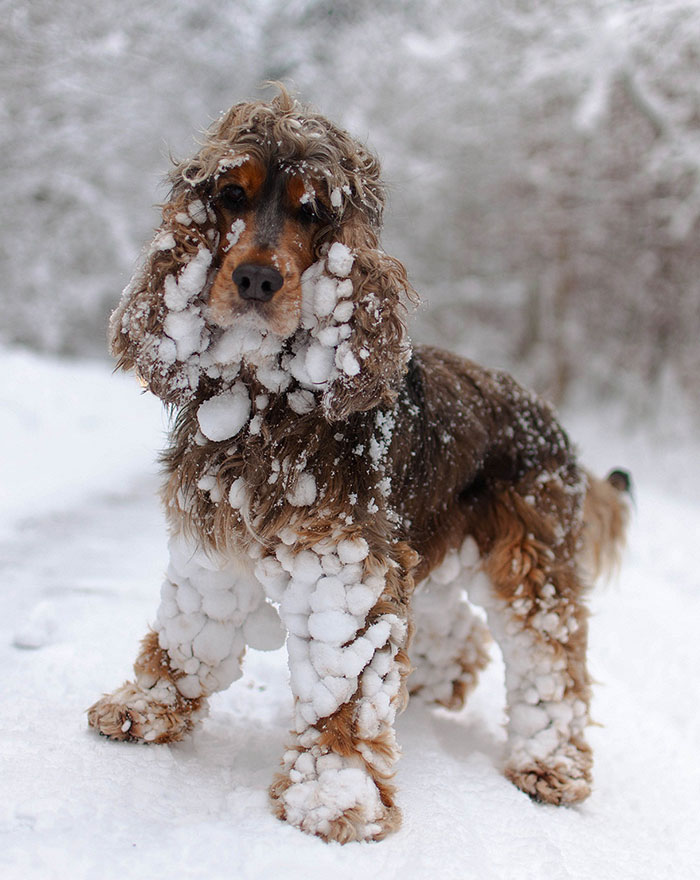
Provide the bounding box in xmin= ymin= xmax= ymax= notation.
xmin=87 ymin=680 xmax=207 ymax=744
xmin=269 ymin=753 xmax=401 ymax=842
xmin=505 ymin=744 xmax=592 ymax=805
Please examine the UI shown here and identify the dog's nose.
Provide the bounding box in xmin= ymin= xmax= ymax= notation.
xmin=232 ymin=263 xmax=284 ymax=302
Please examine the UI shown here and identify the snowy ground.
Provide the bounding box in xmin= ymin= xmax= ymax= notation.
xmin=2 ymin=347 xmax=699 ymax=880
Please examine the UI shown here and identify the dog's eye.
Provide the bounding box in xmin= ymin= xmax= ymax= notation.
xmin=217 ymin=184 xmax=246 ymax=211
xmin=298 ymin=200 xmax=328 ymax=224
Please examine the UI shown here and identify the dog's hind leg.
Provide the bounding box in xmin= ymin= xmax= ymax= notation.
xmin=467 ymin=477 xmax=594 ymax=805
xmin=87 ymin=531 xmax=284 ymax=744
xmin=268 ymin=534 xmax=415 ymax=843
xmin=408 ymin=550 xmax=491 ymax=710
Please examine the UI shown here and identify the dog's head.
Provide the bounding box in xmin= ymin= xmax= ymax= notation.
xmin=111 ymin=88 xmax=414 ymax=420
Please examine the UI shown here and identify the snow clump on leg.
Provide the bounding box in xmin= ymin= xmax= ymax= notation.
xmin=269 ymin=535 xmax=409 ymax=842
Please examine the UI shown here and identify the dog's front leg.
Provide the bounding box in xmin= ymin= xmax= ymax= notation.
xmin=88 ymin=530 xmax=284 ymax=744
xmin=266 ymin=534 xmax=413 ymax=843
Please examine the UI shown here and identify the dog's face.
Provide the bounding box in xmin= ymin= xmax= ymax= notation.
xmin=207 ymin=159 xmax=329 ymax=339
xmin=110 ymin=92 xmax=415 ymax=415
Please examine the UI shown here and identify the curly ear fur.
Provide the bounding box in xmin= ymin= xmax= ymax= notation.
xmin=319 ymin=219 xmax=414 ymax=422
xmin=109 ymin=186 xmax=217 ymax=405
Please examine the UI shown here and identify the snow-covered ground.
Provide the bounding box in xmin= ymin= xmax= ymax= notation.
xmin=2 ymin=347 xmax=698 ymax=880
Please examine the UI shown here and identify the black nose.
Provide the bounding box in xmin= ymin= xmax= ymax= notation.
xmin=232 ymin=263 xmax=284 ymax=302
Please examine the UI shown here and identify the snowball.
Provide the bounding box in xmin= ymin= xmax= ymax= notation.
xmin=337 ymin=537 xmax=370 ymax=564
xmin=340 ymin=350 xmax=360 ymax=377
xmin=309 ymin=641 xmax=344 ymax=677
xmin=163 ymin=246 xmax=212 ymax=311
xmin=254 ymin=556 xmax=290 ymax=599
xmin=192 ymin=619 xmax=235 ymax=666
xmin=289 ymin=655 xmax=316 ymax=699
xmin=163 ymin=307 xmax=206 ymax=360
xmin=275 ymin=544 xmax=296 ymax=574
xmin=290 ymin=551 xmax=324 ymax=584
xmin=309 ymin=577 xmax=347 ymax=613
xmin=154 ymin=231 xmax=176 ymax=251
xmin=361 ymin=668 xmax=383 ymax=698
xmin=336 ymin=279 xmax=353 ymax=299
xmin=308 ymin=609 xmax=358 ymax=646
xmin=364 ymin=619 xmax=391 ymax=649
xmin=201 ymin=590 xmax=238 ymax=621
xmin=166 ymin=612 xmax=206 ymax=647
xmin=286 ymin=472 xmax=317 ymax=507
xmin=332 ymin=301 xmax=354 ymax=323
xmin=330 ymin=188 xmax=343 ymax=208
xmin=315 ymin=326 xmax=342 ymax=348
xmin=459 ymin=536 xmax=481 ymax=569
xmin=157 ymin=336 xmax=177 ymax=365
xmin=256 ymin=362 xmax=291 ymax=393
xmin=327 ymin=243 xmax=354 ymax=277
xmin=188 ymin=567 xmax=234 ymax=592
xmin=208 ymin=327 xmax=260 ymax=364
xmin=314 ymin=277 xmax=339 ymax=317
xmin=320 ymin=553 xmax=342 ymax=576
xmin=176 ymin=675 xmax=204 ymax=699
xmin=197 ymin=383 xmax=250 ymax=441
xmin=305 ymin=343 xmax=335 ymax=386
xmin=175 ymin=580 xmax=201 ymax=615
xmin=510 ymin=704 xmax=550 ymax=738
xmin=346 ymin=585 xmax=376 ymax=618
xmin=337 ymin=562 xmax=363 ymax=584
xmin=281 ymin=579 xmax=314 ymax=615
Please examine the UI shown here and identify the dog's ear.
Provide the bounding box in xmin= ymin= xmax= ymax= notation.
xmin=317 ymin=218 xmax=415 ymax=422
xmin=109 ymin=187 xmax=216 ymax=405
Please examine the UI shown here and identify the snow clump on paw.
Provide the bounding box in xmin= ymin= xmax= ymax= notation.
xmin=279 ymin=756 xmax=388 ymax=841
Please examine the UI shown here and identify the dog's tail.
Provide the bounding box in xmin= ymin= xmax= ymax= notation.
xmin=579 ymin=468 xmax=632 ymax=583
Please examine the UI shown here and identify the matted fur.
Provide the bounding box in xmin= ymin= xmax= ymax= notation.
xmin=89 ymin=87 xmax=630 ymax=842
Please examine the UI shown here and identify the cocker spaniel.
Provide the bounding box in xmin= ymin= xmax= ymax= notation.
xmin=88 ymin=88 xmax=630 ymax=843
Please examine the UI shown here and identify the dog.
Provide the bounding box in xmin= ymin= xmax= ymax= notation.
xmin=88 ymin=87 xmax=629 ymax=843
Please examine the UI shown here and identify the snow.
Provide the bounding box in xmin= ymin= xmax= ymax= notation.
xmin=163 ymin=246 xmax=213 ymax=312
xmin=2 ymin=346 xmax=700 ymax=879
xmin=285 ymin=472 xmax=317 ymax=507
xmin=196 ymin=382 xmax=251 ymax=442
xmin=326 ymin=242 xmax=354 ymax=277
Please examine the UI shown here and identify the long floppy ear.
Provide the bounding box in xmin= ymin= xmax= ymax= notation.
xmin=109 ymin=178 xmax=217 ymax=406
xmin=317 ymin=215 xmax=415 ymax=422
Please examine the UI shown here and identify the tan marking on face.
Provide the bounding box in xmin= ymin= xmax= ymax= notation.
xmin=286 ymin=175 xmax=308 ymax=206
xmin=208 ymin=167 xmax=317 ymax=337
xmin=215 ymin=159 xmax=265 ymax=199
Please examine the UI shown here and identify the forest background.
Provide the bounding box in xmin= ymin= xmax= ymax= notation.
xmin=3 ymin=0 xmax=699 ymax=425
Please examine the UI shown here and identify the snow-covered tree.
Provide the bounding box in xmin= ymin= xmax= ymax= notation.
xmin=1 ymin=0 xmax=698 ymax=417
